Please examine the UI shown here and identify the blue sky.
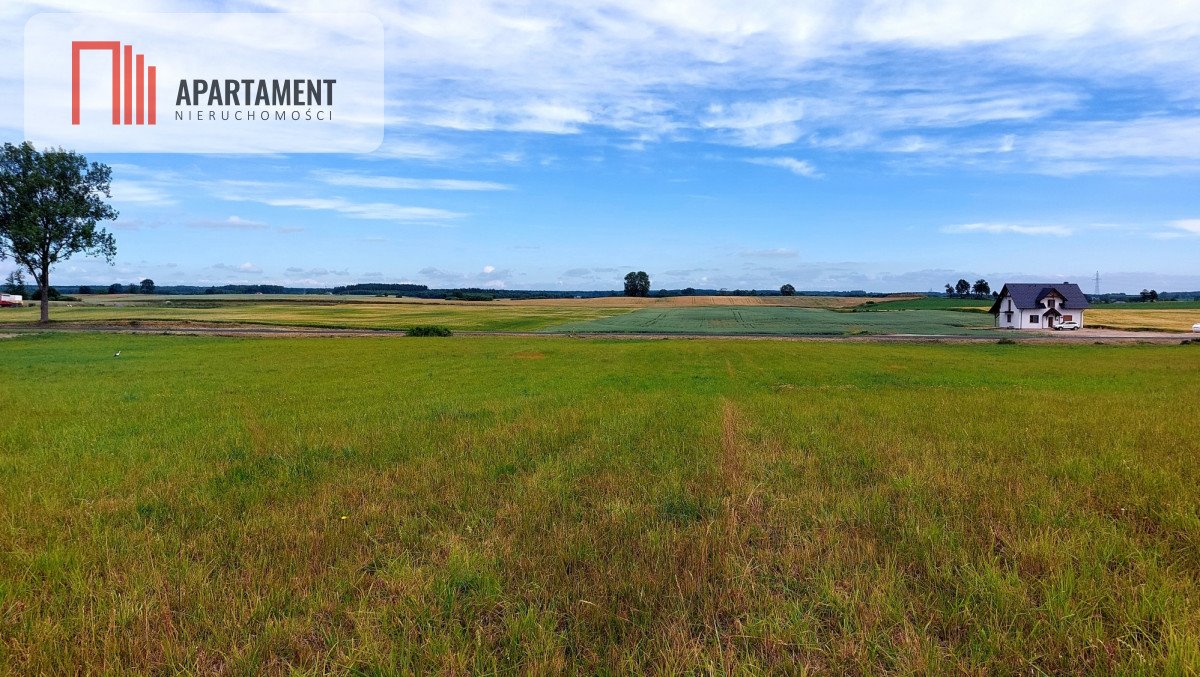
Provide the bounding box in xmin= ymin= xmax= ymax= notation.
xmin=2 ymin=0 xmax=1199 ymax=292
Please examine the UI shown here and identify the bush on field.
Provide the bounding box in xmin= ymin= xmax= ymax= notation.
xmin=407 ymin=325 xmax=452 ymax=337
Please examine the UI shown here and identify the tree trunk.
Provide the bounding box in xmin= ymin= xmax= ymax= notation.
xmin=38 ymin=265 xmax=49 ymax=324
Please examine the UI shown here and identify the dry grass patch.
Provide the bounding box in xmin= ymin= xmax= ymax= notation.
xmin=1087 ymin=308 xmax=1200 ymax=332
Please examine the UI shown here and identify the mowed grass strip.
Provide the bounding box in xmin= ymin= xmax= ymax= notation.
xmin=1 ymin=334 xmax=1199 ymax=673
xmin=547 ymin=305 xmax=997 ymax=335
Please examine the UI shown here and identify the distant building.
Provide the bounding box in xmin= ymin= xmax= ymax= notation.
xmin=989 ymin=282 xmax=1089 ymax=329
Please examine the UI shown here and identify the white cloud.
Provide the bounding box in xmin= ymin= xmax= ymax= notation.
xmin=1155 ymin=219 xmax=1200 ymax=238
xmin=109 ymin=179 xmax=176 ymax=206
xmin=365 ymin=138 xmax=458 ymax=161
xmin=1 ymin=1 xmax=1197 ymax=176
xmin=209 ymin=181 xmax=467 ymax=223
xmin=1025 ymin=117 xmax=1200 ymax=162
xmin=482 ymin=265 xmax=496 ymax=273
xmin=855 ymin=1 xmax=1200 ymax=47
xmin=312 ymin=170 xmax=512 ymax=191
xmin=212 ymin=262 xmax=262 ymax=274
xmin=747 ymin=156 xmax=822 ymax=178
xmin=702 ymin=99 xmax=807 ymax=148
xmin=1169 ymin=219 xmax=1200 ymax=234
xmin=942 ymin=222 xmax=1073 ymax=236
xmin=188 ymin=215 xmax=269 ymax=230
xmin=740 ymin=247 xmax=799 ymax=258
xmin=256 ymin=197 xmax=463 ymax=222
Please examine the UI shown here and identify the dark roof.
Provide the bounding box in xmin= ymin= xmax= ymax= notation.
xmin=989 ymin=283 xmax=1089 ymax=314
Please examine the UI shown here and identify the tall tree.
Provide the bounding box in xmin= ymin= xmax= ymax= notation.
xmin=107 ymin=282 xmax=124 ymax=294
xmin=955 ymin=279 xmax=971 ymax=297
xmin=780 ymin=283 xmax=796 ymax=296
xmin=972 ymin=279 xmax=990 ymax=297
xmin=0 ymin=143 xmax=117 ymax=322
xmin=139 ymin=278 xmax=155 ymax=294
xmin=3 ymin=269 xmax=23 ymax=295
xmin=944 ymin=283 xmax=954 ymax=298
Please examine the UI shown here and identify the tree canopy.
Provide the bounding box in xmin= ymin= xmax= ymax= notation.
xmin=0 ymin=142 xmax=118 ymax=322
xmin=623 ymin=271 xmax=651 ymax=297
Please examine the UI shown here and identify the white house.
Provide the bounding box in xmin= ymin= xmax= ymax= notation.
xmin=989 ymin=282 xmax=1089 ymax=330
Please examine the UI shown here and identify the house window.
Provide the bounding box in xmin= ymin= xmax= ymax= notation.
xmin=1029 ymin=315 xmax=1039 ymax=323
xmin=1064 ymin=315 xmax=1073 ymax=322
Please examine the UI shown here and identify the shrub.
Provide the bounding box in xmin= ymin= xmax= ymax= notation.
xmin=407 ymin=325 xmax=452 ymax=337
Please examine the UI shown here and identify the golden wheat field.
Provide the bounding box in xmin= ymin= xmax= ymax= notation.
xmin=1086 ymin=309 xmax=1200 ymax=332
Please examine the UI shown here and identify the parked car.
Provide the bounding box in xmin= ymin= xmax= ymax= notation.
xmin=1056 ymin=321 xmax=1080 ymax=331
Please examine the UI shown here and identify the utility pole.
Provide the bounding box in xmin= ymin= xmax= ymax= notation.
xmin=1094 ymin=271 xmax=1100 ymax=296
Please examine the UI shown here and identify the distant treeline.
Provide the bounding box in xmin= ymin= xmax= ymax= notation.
xmin=35 ymin=284 xmax=1200 ymax=302
xmin=1087 ymin=291 xmax=1200 ymax=303
xmin=331 ymin=283 xmax=429 ymax=294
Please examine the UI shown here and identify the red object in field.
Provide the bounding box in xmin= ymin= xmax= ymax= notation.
xmin=0 ymin=294 xmax=24 ymax=307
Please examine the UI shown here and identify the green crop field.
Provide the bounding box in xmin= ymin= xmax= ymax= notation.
xmin=548 ymin=306 xmax=998 ymax=335
xmin=2 ymin=333 xmax=1198 ymax=673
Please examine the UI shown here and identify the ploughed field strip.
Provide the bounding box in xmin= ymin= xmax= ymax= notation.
xmin=545 ymin=305 xmax=999 ymax=335
xmin=1 ymin=333 xmax=1198 ymax=673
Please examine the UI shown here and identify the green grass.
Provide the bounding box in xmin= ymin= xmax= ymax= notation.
xmin=548 ymin=306 xmax=997 ymax=335
xmin=1 ymin=333 xmax=1198 ymax=673
xmin=0 ymin=300 xmax=632 ymax=332
xmin=864 ymin=296 xmax=993 ymax=311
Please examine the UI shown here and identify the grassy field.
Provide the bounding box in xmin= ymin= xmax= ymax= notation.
xmin=2 ymin=333 xmax=1198 ymax=673
xmin=548 ymin=306 xmax=997 ymax=335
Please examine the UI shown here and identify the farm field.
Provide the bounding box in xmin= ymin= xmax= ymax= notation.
xmin=2 ymin=333 xmax=1198 ymax=673
xmin=2 ymin=295 xmax=1193 ymax=334
xmin=548 ymin=306 xmax=998 ymax=335
xmin=1086 ymin=308 xmax=1200 ymax=333
xmin=0 ymin=295 xmax=906 ymax=332
xmin=0 ymin=300 xmax=631 ymax=332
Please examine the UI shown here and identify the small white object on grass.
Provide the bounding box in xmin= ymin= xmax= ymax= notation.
xmin=114 ymin=351 xmax=121 ymax=358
